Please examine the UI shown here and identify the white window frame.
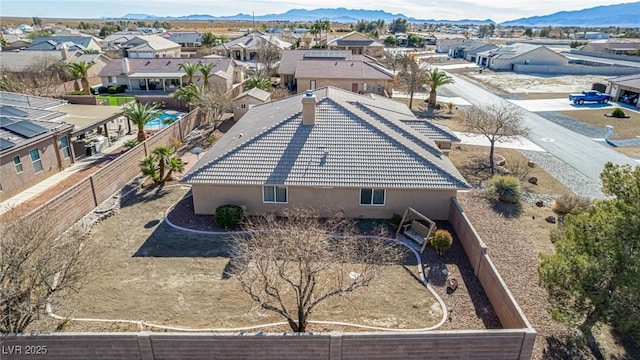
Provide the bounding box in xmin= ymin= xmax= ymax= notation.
xmin=240 ymin=103 xmax=247 ymax=109
xmin=360 ymin=188 xmax=386 ymax=206
xmin=263 ymin=185 xmax=288 ymax=204
xmin=59 ymin=135 xmax=71 ymax=159
xmin=29 ymin=148 xmax=43 ymax=174
xmin=108 ymin=76 xmax=116 ymax=84
xmin=13 ymin=155 xmax=23 ymax=173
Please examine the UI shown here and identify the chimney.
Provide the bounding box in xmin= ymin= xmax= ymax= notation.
xmin=60 ymin=44 xmax=69 ymax=60
xmin=121 ymin=58 xmax=130 ymax=75
xmin=302 ymin=90 xmax=316 ymax=125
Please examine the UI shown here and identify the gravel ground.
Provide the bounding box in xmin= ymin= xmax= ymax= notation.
xmin=536 ymin=111 xmax=607 ymax=138
xmin=517 ymin=150 xmax=605 ymax=199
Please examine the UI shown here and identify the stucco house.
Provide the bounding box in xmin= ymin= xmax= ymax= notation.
xmin=278 ymin=50 xmax=394 ymax=95
xmin=0 ymin=47 xmax=109 ymax=78
xmin=476 ymin=43 xmax=568 ymax=70
xmin=580 ymin=40 xmax=640 ymax=56
xmin=99 ymin=57 xmax=245 ymax=93
xmin=326 ymin=31 xmax=384 ymax=57
xmin=25 ymin=35 xmax=102 ymax=52
xmin=182 ymin=87 xmax=469 ymax=220
xmin=161 ymin=31 xmax=202 ymax=48
xmin=120 ymin=35 xmax=181 ymax=58
xmin=0 ymin=34 xmax=31 ymax=50
xmin=233 ymin=87 xmax=272 ymax=120
xmin=449 ymin=40 xmax=498 ymax=62
xmin=213 ymin=31 xmax=291 ymax=61
xmin=607 ymin=74 xmax=640 ymax=108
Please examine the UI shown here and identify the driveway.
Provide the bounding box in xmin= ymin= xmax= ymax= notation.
xmin=507 ymin=98 xmax=618 ymax=112
xmin=454 ymin=132 xmax=545 ymax=151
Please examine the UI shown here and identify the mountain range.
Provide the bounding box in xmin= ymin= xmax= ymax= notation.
xmin=116 ymin=2 xmax=640 ymax=27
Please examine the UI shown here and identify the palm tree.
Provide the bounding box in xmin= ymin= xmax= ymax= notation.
xmin=122 ymin=102 xmax=161 ymax=142
xmin=67 ymin=61 xmax=94 ymax=95
xmin=244 ymin=76 xmax=271 ymax=91
xmin=140 ymin=146 xmax=185 ymax=183
xmin=198 ymin=63 xmax=216 ymax=88
xmin=67 ymin=65 xmax=81 ymax=92
xmin=321 ymin=20 xmax=331 ymax=45
xmin=172 ymin=84 xmax=202 ymax=109
xmin=178 ymin=62 xmax=198 ymax=85
xmin=151 ymin=146 xmax=173 ymax=182
xmin=426 ymin=68 xmax=455 ymax=108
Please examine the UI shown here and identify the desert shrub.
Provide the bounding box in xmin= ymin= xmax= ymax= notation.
xmin=69 ymin=90 xmax=84 ymax=95
xmin=169 ymin=137 xmax=183 ymax=151
xmin=207 ymin=134 xmax=218 ymax=145
xmin=431 ymin=229 xmax=453 ymax=255
xmin=390 ymin=213 xmax=403 ymax=227
xmin=551 ymin=194 xmax=591 ymax=215
xmin=486 ymin=175 xmax=521 ymax=203
xmin=549 ymin=228 xmax=565 ymax=244
xmin=123 ymin=139 xmax=139 ymax=149
xmin=215 ymin=204 xmax=244 ymax=230
xmin=508 ymin=157 xmax=532 ymax=182
xmin=98 ymin=86 xmax=109 ymax=94
xmin=611 ymin=107 xmax=626 ymax=118
xmin=108 ymin=86 xmax=117 ymax=94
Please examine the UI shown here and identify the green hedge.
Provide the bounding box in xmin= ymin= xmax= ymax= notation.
xmin=215 ymin=204 xmax=244 ymax=230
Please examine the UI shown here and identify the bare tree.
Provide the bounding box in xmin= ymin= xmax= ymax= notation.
xmin=0 ymin=211 xmax=93 ymax=333
xmin=228 ymin=210 xmax=405 ymax=332
xmin=255 ymin=36 xmax=282 ymax=77
xmin=397 ymin=55 xmax=428 ymax=109
xmin=196 ymin=88 xmax=233 ymax=129
xmin=461 ymin=104 xmax=529 ymax=174
xmin=0 ymin=57 xmax=69 ymax=97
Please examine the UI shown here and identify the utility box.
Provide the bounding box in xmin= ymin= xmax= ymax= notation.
xmin=605 ymin=125 xmax=614 ymax=139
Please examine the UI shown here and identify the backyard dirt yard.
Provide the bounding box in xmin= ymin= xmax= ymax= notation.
xmin=41 ymin=186 xmax=450 ymax=333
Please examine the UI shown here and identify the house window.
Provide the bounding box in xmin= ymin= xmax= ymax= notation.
xmin=360 ymin=188 xmax=385 ymax=206
xmin=263 ymin=185 xmax=287 ymax=203
xmin=29 ymin=148 xmax=43 ymax=173
xmin=108 ymin=76 xmax=116 ymax=83
xmin=13 ymin=156 xmax=23 ymax=173
xmin=241 ymin=104 xmax=247 ymax=109
xmin=310 ymin=80 xmax=316 ymax=90
xmin=59 ymin=135 xmax=71 ymax=159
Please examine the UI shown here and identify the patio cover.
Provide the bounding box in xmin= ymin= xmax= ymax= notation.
xmin=128 ymin=72 xmax=186 ymax=78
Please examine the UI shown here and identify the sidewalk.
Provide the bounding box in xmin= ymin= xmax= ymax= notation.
xmin=454 ymin=132 xmax=546 ymax=152
xmin=393 ymin=92 xmax=472 ymax=106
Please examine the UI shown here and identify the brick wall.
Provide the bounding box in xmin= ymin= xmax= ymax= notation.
xmin=448 ymin=198 xmax=533 ymax=331
xmin=0 ymin=330 xmax=536 ymax=360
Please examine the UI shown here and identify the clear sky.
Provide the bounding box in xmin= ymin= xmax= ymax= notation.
xmin=0 ymin=0 xmax=629 ymax=23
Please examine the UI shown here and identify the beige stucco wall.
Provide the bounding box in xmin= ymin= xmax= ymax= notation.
xmin=491 ymin=46 xmax=568 ymax=70
xmin=191 ymin=184 xmax=457 ymax=220
xmin=233 ymin=96 xmax=268 ymax=120
xmin=296 ymin=77 xmax=393 ymax=95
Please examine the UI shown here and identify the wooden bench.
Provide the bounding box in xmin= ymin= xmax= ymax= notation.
xmin=403 ymin=220 xmax=432 ymax=246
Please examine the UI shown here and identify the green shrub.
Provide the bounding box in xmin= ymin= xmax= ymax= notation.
xmin=611 ymin=107 xmax=626 ymax=118
xmin=108 ymin=86 xmax=117 ymax=94
xmin=551 ymin=194 xmax=591 ymax=215
xmin=123 ymin=139 xmax=139 ymax=149
xmin=430 ymin=229 xmax=453 ymax=255
xmin=115 ymin=85 xmax=125 ymax=93
xmin=215 ymin=204 xmax=244 ymax=230
xmin=98 ymin=86 xmax=109 ymax=94
xmin=487 ymin=175 xmax=521 ymax=203
xmin=390 ymin=213 xmax=403 ymax=227
xmin=69 ymin=90 xmax=84 ymax=95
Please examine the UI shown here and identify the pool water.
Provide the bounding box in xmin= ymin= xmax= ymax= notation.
xmin=144 ymin=112 xmax=182 ymax=129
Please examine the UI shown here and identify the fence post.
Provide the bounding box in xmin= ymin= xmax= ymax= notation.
xmin=89 ymin=176 xmax=99 ymax=207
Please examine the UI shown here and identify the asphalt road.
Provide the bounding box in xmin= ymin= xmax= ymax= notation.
xmin=442 ymin=73 xmax=639 ymax=183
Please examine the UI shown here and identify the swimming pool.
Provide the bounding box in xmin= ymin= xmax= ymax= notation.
xmin=144 ymin=111 xmax=184 ymax=129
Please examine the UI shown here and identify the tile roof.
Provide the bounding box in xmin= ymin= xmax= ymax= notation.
xmin=0 ymin=91 xmax=66 ymax=110
xmin=165 ymin=32 xmax=202 ymax=44
xmin=327 ymin=31 xmax=384 ymax=48
xmin=0 ymin=117 xmax=72 ymax=155
xmin=478 ymin=43 xmax=546 ymax=59
xmin=278 ymin=49 xmax=369 ymax=75
xmin=608 ymin=74 xmax=640 ymax=88
xmin=124 ymin=35 xmax=181 ymax=51
xmin=400 ymin=120 xmax=461 ymax=142
xmin=294 ymin=60 xmax=394 ymax=80
xmin=99 ymin=57 xmax=233 ymax=77
xmin=234 ymin=87 xmax=272 ymax=101
xmin=183 ymin=87 xmax=469 ymax=190
xmin=27 ymin=35 xmax=98 ymax=50
xmin=214 ymin=32 xmax=291 ymax=51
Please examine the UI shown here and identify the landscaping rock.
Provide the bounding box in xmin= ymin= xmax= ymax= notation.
xmin=527 ymin=161 xmax=535 ymax=168
xmin=528 ymin=177 xmax=538 ymax=185
xmin=545 ymin=216 xmax=556 ymax=224
xmin=535 ymin=201 xmax=544 ymax=207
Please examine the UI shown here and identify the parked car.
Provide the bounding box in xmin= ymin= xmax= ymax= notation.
xmin=569 ymin=90 xmax=611 ymax=105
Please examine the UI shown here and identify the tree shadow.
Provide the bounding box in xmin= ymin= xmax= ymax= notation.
xmin=543 ymin=334 xmax=591 ymax=360
xmin=133 ymin=221 xmax=233 ymax=257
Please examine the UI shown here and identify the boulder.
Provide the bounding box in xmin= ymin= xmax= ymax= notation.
xmin=535 ymin=200 xmax=544 ymax=207
xmin=545 ymin=216 xmax=556 ymax=224
xmin=528 ymin=177 xmax=538 ymax=185
xmin=527 ymin=161 xmax=535 ymax=168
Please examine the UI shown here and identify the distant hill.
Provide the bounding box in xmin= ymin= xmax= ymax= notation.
xmin=118 ymin=8 xmax=494 ymax=25
xmin=500 ymin=2 xmax=640 ymax=27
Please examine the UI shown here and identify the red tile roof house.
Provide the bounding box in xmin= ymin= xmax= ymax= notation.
xmin=182 ymin=87 xmax=469 ymax=220
xmin=99 ymin=57 xmax=246 ymax=93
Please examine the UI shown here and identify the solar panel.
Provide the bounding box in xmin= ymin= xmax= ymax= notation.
xmin=304 ymin=50 xmax=349 ymax=59
xmin=0 ymin=138 xmax=16 ymax=151
xmin=1 ymin=120 xmax=48 ymax=138
xmin=0 ymin=105 xmax=29 ymax=118
xmin=0 ymin=116 xmax=17 ymax=126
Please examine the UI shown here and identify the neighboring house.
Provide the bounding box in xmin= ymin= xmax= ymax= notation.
xmin=326 ymin=31 xmax=384 ymax=57
xmin=99 ymin=57 xmax=245 ymax=92
xmin=233 ymin=87 xmax=272 ymax=120
xmin=278 ymin=50 xmax=394 ymax=95
xmin=161 ymin=32 xmax=202 ymax=48
xmin=448 ymin=39 xmax=498 ymax=62
xmin=182 ymin=87 xmax=469 ymax=220
xmin=398 ymin=120 xmax=461 ymax=154
xmin=0 ymin=34 xmax=31 ymax=50
xmin=0 ymin=97 xmax=74 ymax=200
xmin=476 ymin=43 xmax=568 ymax=70
xmin=213 ymin=31 xmax=291 ymax=61
xmin=581 ymin=32 xmax=610 ymax=40
xmin=120 ymin=35 xmax=181 ymax=58
xmin=433 ymin=34 xmax=467 ymax=53
xmin=0 ymin=47 xmax=109 ymax=78
xmin=26 ymin=35 xmax=102 ymax=52
xmin=580 ymin=40 xmax=640 ymax=56
xmin=102 ymin=33 xmax=141 ymax=50
xmin=607 ymin=74 xmax=640 ymax=108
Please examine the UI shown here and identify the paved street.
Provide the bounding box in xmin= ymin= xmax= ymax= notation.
xmin=507 ymin=98 xmax=618 ymax=112
xmin=442 ymin=73 xmax=639 ymax=183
